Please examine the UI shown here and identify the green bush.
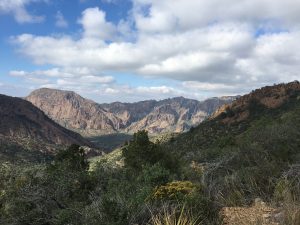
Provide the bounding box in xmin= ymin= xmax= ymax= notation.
xmin=152 ymin=181 xmax=198 ymax=201
xmin=123 ymin=130 xmax=180 ymax=173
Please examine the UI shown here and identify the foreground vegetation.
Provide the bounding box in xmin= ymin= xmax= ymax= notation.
xmin=1 ymin=85 xmax=300 ymax=225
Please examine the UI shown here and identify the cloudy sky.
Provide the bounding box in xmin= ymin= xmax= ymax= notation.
xmin=0 ymin=0 xmax=299 ymax=103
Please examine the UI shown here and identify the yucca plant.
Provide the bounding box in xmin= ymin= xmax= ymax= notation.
xmin=149 ymin=206 xmax=201 ymax=225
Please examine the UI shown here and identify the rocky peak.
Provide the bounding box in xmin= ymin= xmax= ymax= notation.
xmin=26 ymin=88 xmax=236 ymax=135
xmin=212 ymin=81 xmax=300 ymax=124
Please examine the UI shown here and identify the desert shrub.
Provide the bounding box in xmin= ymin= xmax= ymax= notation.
xmin=274 ymin=165 xmax=300 ymax=203
xmin=138 ymin=163 xmax=173 ymax=186
xmin=149 ymin=205 xmax=201 ymax=225
xmin=152 ymin=181 xmax=198 ymax=201
xmin=54 ymin=144 xmax=89 ymax=171
xmin=217 ymin=135 xmax=236 ymax=148
xmin=0 ymin=144 xmax=93 ymax=225
xmin=86 ymin=161 xmax=176 ymax=225
xmin=123 ymin=130 xmax=180 ymax=173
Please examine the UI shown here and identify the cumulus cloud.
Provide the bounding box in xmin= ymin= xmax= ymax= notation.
xmin=0 ymin=0 xmax=45 ymax=23
xmin=100 ymin=85 xmax=187 ymax=102
xmin=78 ymin=7 xmax=116 ymax=40
xmin=9 ymin=67 xmax=115 ymax=91
xmin=10 ymin=1 xmax=300 ymax=101
xmin=132 ymin=0 xmax=300 ymax=33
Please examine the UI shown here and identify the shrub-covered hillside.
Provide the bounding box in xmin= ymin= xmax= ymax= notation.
xmin=163 ymin=81 xmax=300 ymax=222
xmin=0 ymin=82 xmax=299 ymax=225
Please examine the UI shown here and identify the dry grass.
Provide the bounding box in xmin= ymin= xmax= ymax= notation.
xmin=281 ymin=201 xmax=300 ymax=225
xmin=149 ymin=206 xmax=201 ymax=225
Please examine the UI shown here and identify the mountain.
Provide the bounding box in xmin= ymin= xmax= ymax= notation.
xmin=166 ymin=81 xmax=300 ymax=154
xmin=0 ymin=94 xmax=91 ymax=162
xmin=26 ymin=88 xmax=236 ymax=136
xmin=162 ymin=81 xmax=300 ymax=206
xmin=26 ymin=89 xmax=123 ymax=136
xmin=103 ymin=96 xmax=237 ymax=134
xmin=211 ymin=81 xmax=300 ymax=124
xmin=89 ymin=81 xmax=300 ymax=224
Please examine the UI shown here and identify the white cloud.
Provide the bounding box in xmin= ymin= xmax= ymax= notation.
xmin=99 ymin=84 xmax=187 ymax=102
xmin=104 ymin=87 xmax=119 ymax=94
xmin=136 ymin=85 xmax=177 ymax=95
xmin=55 ymin=75 xmax=114 ymax=86
xmin=10 ymin=1 xmax=300 ymax=100
xmin=9 ymin=67 xmax=115 ymax=90
xmin=55 ymin=11 xmax=68 ymax=28
xmin=78 ymin=7 xmax=116 ymax=40
xmin=0 ymin=0 xmax=45 ymax=23
xmin=132 ymin=0 xmax=300 ymax=33
xmin=182 ymin=81 xmax=236 ymax=92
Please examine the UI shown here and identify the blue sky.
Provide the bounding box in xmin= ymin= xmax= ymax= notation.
xmin=0 ymin=0 xmax=299 ymax=103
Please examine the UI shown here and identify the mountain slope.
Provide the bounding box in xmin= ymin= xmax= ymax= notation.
xmin=163 ymin=81 xmax=300 ymax=205
xmin=26 ymin=88 xmax=236 ymax=136
xmin=124 ymin=96 xmax=236 ymax=133
xmin=166 ymin=81 xmax=300 ymax=155
xmin=26 ymin=89 xmax=124 ymax=136
xmin=0 ymin=94 xmax=91 ymax=161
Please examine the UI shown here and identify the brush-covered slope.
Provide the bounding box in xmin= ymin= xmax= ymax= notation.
xmin=0 ymin=94 xmax=91 ymax=162
xmin=166 ymin=81 xmax=300 ymax=158
xmin=26 ymin=88 xmax=236 ymax=135
xmin=164 ymin=81 xmax=300 ymax=204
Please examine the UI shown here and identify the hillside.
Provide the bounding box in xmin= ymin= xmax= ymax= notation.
xmin=26 ymin=88 xmax=236 ymax=136
xmin=1 ymin=82 xmax=299 ymax=225
xmin=163 ymin=81 xmax=300 ymax=208
xmin=166 ymin=81 xmax=300 ymax=154
xmin=0 ymin=94 xmax=91 ymax=162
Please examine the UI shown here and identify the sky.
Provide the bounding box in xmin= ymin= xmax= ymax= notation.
xmin=0 ymin=0 xmax=299 ymax=103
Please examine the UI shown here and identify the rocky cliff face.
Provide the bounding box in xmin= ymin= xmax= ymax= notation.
xmin=26 ymin=89 xmax=124 ymax=136
xmin=212 ymin=81 xmax=300 ymax=124
xmin=124 ymin=97 xmax=233 ymax=134
xmin=0 ymin=94 xmax=91 ymax=154
xmin=26 ymin=88 xmax=236 ymax=135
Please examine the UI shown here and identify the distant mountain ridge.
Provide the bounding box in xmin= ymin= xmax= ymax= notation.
xmin=26 ymin=88 xmax=237 ymax=136
xmin=0 ymin=94 xmax=92 ymax=161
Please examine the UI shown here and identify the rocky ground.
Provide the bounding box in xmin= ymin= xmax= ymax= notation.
xmin=221 ymin=199 xmax=285 ymax=225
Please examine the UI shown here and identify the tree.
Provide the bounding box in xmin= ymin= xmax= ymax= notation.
xmin=122 ymin=130 xmax=179 ymax=172
xmin=55 ymin=144 xmax=89 ymax=171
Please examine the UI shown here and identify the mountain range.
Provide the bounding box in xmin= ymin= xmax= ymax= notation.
xmin=26 ymin=88 xmax=236 ymax=136
xmin=0 ymin=94 xmax=92 ymax=162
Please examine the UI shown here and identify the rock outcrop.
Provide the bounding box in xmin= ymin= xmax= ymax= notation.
xmin=26 ymin=88 xmax=236 ymax=136
xmin=212 ymin=81 xmax=300 ymax=124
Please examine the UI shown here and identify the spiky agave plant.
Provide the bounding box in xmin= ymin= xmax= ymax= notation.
xmin=149 ymin=206 xmax=201 ymax=225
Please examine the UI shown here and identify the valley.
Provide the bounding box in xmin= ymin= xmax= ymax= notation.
xmin=0 ymin=81 xmax=299 ymax=225
xmin=1 ymin=1 xmax=299 ymax=224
